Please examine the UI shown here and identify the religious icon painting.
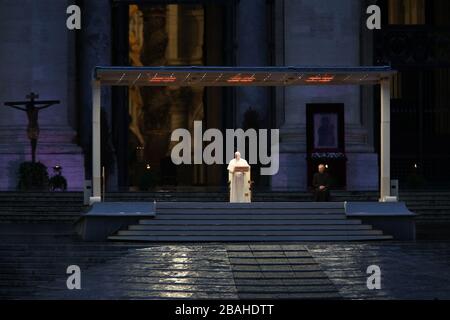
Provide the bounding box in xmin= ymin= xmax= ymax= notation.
xmin=313 ymin=113 xmax=338 ymax=149
xmin=306 ymin=103 xmax=345 ymax=153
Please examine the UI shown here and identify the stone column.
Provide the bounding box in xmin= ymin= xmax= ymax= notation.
xmin=380 ymin=78 xmax=391 ymax=200
xmin=79 ymin=0 xmax=117 ymax=190
xmin=91 ymin=80 xmax=101 ymax=202
xmin=272 ymin=0 xmax=377 ymax=191
xmin=236 ymin=0 xmax=269 ymax=128
xmin=0 ymin=0 xmax=84 ymax=190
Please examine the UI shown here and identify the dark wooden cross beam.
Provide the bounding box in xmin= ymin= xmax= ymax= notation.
xmin=5 ymin=92 xmax=59 ymax=107
xmin=3 ymin=92 xmax=60 ymax=163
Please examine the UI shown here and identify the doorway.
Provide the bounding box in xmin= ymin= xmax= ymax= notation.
xmin=113 ymin=2 xmax=232 ymax=191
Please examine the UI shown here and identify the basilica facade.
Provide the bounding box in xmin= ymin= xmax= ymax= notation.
xmin=0 ymin=0 xmax=449 ymax=192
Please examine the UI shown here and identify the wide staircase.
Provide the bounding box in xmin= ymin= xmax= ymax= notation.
xmin=1 ymin=190 xmax=449 ymax=240
xmin=0 ymin=192 xmax=83 ymax=224
xmin=108 ymin=202 xmax=393 ymax=242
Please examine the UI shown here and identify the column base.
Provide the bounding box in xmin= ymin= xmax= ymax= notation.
xmin=0 ymin=150 xmax=85 ymax=191
xmin=0 ymin=127 xmax=85 ymax=191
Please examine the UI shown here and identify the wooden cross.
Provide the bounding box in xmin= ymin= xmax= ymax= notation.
xmin=3 ymin=92 xmax=60 ymax=163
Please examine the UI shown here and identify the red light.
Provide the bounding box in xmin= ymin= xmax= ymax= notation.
xmin=305 ymin=75 xmax=334 ymax=83
xmin=227 ymin=75 xmax=255 ymax=83
xmin=149 ymin=76 xmax=177 ymax=83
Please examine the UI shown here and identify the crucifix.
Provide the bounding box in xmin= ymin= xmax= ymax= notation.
xmin=4 ymin=92 xmax=60 ymax=163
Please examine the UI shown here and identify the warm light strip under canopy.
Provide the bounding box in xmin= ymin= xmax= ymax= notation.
xmin=94 ymin=66 xmax=395 ymax=87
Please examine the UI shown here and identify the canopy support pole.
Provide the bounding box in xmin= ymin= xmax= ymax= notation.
xmin=90 ymin=80 xmax=102 ymax=204
xmin=380 ymin=78 xmax=391 ymax=201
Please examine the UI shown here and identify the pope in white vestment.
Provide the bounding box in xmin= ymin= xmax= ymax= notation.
xmin=227 ymin=152 xmax=251 ymax=203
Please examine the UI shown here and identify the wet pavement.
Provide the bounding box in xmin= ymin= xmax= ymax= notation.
xmin=307 ymin=242 xmax=450 ymax=299
xmin=1 ymin=227 xmax=450 ymax=299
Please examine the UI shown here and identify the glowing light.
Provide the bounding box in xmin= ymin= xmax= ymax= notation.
xmin=227 ymin=74 xmax=256 ymax=83
xmin=305 ymin=75 xmax=334 ymax=83
xmin=149 ymin=73 xmax=177 ymax=83
xmin=146 ymin=164 xmax=151 ymax=170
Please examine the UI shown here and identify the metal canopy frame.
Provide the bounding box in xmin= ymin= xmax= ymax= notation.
xmin=90 ymin=65 xmax=396 ymax=203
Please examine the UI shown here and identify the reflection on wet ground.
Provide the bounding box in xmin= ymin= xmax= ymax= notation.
xmin=32 ymin=245 xmax=239 ymax=299
xmin=307 ymin=242 xmax=450 ymax=299
xmin=1 ymin=232 xmax=449 ymax=299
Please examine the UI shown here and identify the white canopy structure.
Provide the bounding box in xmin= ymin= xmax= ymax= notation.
xmin=90 ymin=66 xmax=396 ymax=203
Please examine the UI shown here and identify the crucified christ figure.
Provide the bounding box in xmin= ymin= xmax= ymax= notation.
xmin=4 ymin=92 xmax=60 ymax=163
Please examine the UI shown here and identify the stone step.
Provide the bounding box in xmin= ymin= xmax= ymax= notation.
xmin=405 ymin=207 xmax=450 ymax=212
xmin=149 ymin=214 xmax=348 ymax=220
xmin=407 ymin=206 xmax=450 ymax=211
xmin=0 ymin=192 xmax=82 ymax=197
xmin=138 ymin=219 xmax=363 ymax=225
xmin=0 ymin=191 xmax=448 ymax=197
xmin=154 ymin=202 xmax=345 ymax=209
xmin=0 ymin=215 xmax=81 ymax=221
xmin=103 ymin=194 xmax=366 ymax=198
xmin=0 ymin=212 xmax=80 ymax=217
xmin=400 ymin=193 xmax=450 ymax=197
xmin=108 ymin=200 xmax=391 ymax=242
xmin=116 ymin=229 xmax=384 ymax=236
xmin=128 ymin=224 xmax=373 ymax=231
xmin=406 ymin=199 xmax=450 ymax=203
xmin=105 ymin=197 xmax=371 ymax=202
xmin=0 ymin=216 xmax=79 ymax=223
xmin=155 ymin=209 xmax=345 ymax=214
xmin=2 ymin=190 xmax=448 ymax=232
xmin=108 ymin=234 xmax=393 ymax=241
xmin=414 ymin=212 xmax=450 ymax=217
xmin=416 ymin=216 xmax=450 ymax=221
xmin=0 ymin=232 xmax=77 ymax=240
xmin=0 ymin=208 xmax=83 ymax=213
xmin=0 ymin=198 xmax=83 ymax=207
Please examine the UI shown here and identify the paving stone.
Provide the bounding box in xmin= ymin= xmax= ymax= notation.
xmin=226 ymin=244 xmax=341 ymax=299
xmin=3 ymin=222 xmax=450 ymax=300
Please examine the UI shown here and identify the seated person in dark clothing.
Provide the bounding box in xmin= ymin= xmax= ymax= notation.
xmin=312 ymin=164 xmax=331 ymax=201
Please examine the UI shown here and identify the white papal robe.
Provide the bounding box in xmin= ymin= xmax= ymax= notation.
xmin=227 ymin=158 xmax=251 ymax=203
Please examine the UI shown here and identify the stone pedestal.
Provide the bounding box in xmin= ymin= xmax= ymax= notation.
xmin=0 ymin=0 xmax=84 ymax=190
